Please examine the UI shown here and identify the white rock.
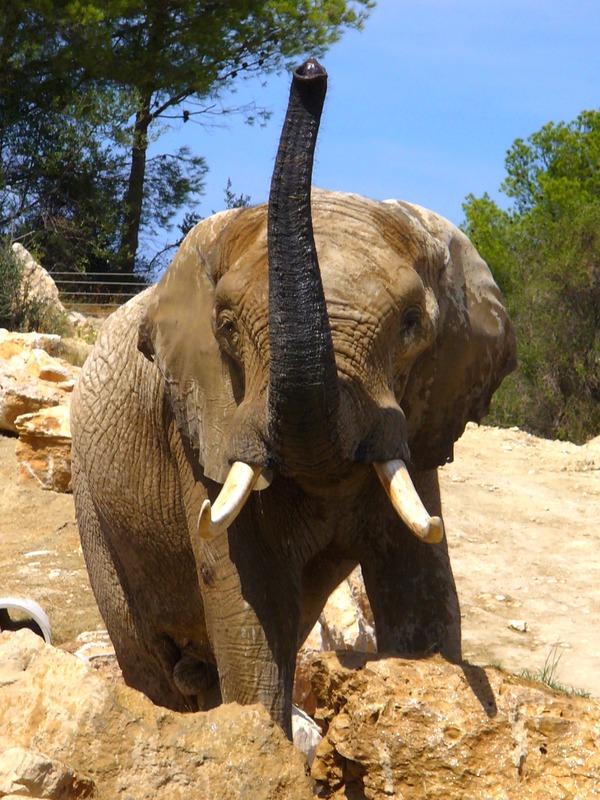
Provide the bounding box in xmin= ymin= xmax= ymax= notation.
xmin=508 ymin=620 xmax=528 ymax=633
xmin=0 ymin=330 xmax=78 ymax=491
xmin=292 ymin=705 xmax=322 ymax=765
xmin=23 ymin=347 xmax=76 ymax=386
xmin=74 ymin=630 xmax=115 ymax=664
xmin=15 ymin=403 xmax=71 ymax=439
xmin=0 ymin=379 xmax=64 ymax=434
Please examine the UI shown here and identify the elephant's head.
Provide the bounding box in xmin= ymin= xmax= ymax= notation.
xmin=138 ymin=58 xmax=515 ymax=544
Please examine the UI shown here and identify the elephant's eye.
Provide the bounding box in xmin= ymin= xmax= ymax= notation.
xmin=401 ymin=306 xmax=421 ymax=334
xmin=216 ymin=312 xmax=241 ymax=359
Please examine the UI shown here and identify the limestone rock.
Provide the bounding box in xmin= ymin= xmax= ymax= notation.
xmin=72 ymin=629 xmax=116 ymax=664
xmin=14 ymin=405 xmax=73 ymax=492
xmin=0 ymin=329 xmax=79 ymax=491
xmin=67 ymin=629 xmax=123 ymax=686
xmin=66 ymin=630 xmax=323 ymax=763
xmin=0 ymin=328 xmax=61 ymax=358
xmin=317 ymin=568 xmax=375 ymax=653
xmin=0 ymin=379 xmax=64 ymax=434
xmin=0 ymin=332 xmax=65 ymax=435
xmin=0 ymin=630 xmax=313 ymax=799
xmin=0 ymin=330 xmax=78 ymax=434
xmin=309 ymin=651 xmax=600 ymax=799
xmin=11 ymin=243 xmax=65 ymax=316
xmin=0 ymin=747 xmax=95 ymax=799
xmin=291 ymin=705 xmax=323 ymax=767
xmin=296 ymin=567 xmax=375 ymax=715
xmin=21 ymin=347 xmax=76 ymax=387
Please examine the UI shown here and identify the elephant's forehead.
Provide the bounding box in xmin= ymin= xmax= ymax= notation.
xmin=316 ymin=231 xmax=403 ymax=288
xmin=220 ymin=189 xmax=427 ymax=307
xmin=312 ymin=226 xmax=419 ymax=310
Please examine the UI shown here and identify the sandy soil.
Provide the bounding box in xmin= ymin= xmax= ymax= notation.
xmin=0 ymin=434 xmax=102 ymax=643
xmin=1 ymin=424 xmax=599 ymax=697
xmin=441 ymin=424 xmax=600 ymax=696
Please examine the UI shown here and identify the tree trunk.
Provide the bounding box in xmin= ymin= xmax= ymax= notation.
xmin=119 ymin=93 xmax=152 ymax=274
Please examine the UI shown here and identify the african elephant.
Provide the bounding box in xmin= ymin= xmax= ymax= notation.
xmin=70 ymin=58 xmax=515 ymax=738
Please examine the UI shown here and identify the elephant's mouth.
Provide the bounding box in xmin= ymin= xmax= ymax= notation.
xmin=197 ymin=458 xmax=443 ymax=545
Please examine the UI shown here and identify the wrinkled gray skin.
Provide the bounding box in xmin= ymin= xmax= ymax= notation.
xmin=71 ymin=60 xmax=515 ymax=738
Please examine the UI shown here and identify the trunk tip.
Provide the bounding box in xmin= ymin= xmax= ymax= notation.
xmin=295 ymin=57 xmax=327 ymax=81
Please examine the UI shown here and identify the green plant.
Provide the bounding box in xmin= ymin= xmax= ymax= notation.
xmin=520 ymin=643 xmax=590 ymax=698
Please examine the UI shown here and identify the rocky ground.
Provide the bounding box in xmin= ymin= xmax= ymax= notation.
xmin=1 ymin=422 xmax=599 ymax=698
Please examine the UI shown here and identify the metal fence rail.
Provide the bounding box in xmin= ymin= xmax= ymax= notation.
xmin=52 ymin=271 xmax=151 ymax=312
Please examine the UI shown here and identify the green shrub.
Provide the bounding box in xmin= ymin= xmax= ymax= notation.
xmin=462 ymin=111 xmax=600 ymax=444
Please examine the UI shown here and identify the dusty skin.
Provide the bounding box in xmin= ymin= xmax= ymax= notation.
xmin=1 ymin=423 xmax=599 ymax=697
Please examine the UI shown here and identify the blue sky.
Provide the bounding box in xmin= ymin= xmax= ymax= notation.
xmin=152 ymin=0 xmax=600 ymax=254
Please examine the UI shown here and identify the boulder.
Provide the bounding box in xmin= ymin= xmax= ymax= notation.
xmin=3 ymin=630 xmax=599 ymax=799
xmin=65 ymin=629 xmax=323 ymax=762
xmin=0 ymin=329 xmax=79 ymax=491
xmin=291 ymin=706 xmax=323 ymax=767
xmin=0 ymin=331 xmax=78 ymax=435
xmin=296 ymin=567 xmax=375 ymax=715
xmin=0 ymin=378 xmax=64 ymax=435
xmin=309 ymin=651 xmax=600 ymax=799
xmin=21 ymin=347 xmax=76 ymax=387
xmin=0 ymin=630 xmax=313 ymax=800
xmin=0 ymin=329 xmax=61 ymax=358
xmin=11 ymin=243 xmax=65 ymax=316
xmin=14 ymin=405 xmax=73 ymax=492
xmin=0 ymin=747 xmax=95 ymax=800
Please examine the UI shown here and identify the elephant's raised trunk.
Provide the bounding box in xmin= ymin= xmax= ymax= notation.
xmin=267 ymin=58 xmax=341 ymax=478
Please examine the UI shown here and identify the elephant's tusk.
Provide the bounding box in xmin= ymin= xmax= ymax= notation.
xmin=373 ymin=460 xmax=444 ymax=544
xmin=197 ymin=462 xmax=263 ymax=539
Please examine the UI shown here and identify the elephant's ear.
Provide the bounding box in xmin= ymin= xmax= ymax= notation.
xmin=385 ymin=200 xmax=517 ymax=470
xmin=138 ymin=209 xmax=245 ymax=484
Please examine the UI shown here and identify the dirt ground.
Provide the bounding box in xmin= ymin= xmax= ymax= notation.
xmin=441 ymin=424 xmax=600 ymax=696
xmin=1 ymin=423 xmax=599 ymax=697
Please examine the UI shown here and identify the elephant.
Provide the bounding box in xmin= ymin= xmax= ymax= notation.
xmin=70 ymin=58 xmax=516 ymax=739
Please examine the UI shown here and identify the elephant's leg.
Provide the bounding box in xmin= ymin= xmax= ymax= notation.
xmin=193 ymin=517 xmax=300 ymax=739
xmin=299 ymin=550 xmax=358 ymax=645
xmin=360 ymin=468 xmax=461 ymax=662
xmin=74 ymin=468 xmax=200 ymax=712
